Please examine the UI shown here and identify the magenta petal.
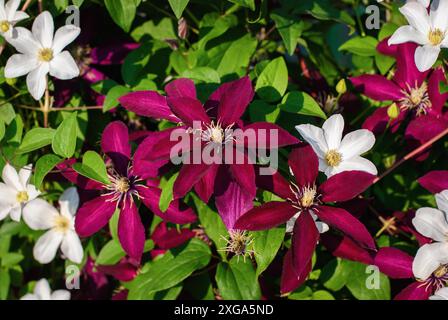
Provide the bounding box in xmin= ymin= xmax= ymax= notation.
xmin=194 ymin=164 xmax=219 ymax=203
xmin=321 ymin=234 xmax=374 ymax=265
xmin=57 ymin=159 xmax=104 ymax=190
xmin=395 ymin=282 xmax=431 ymax=300
xmin=96 ymin=258 xmax=138 ymax=282
xmin=350 ymin=75 xmax=403 ymax=101
xmin=289 ymin=145 xmax=319 ymax=188
xmin=376 ymin=37 xmax=397 ymax=57
xmin=291 ymin=212 xmax=319 ymax=278
xmin=362 ymin=106 xmax=404 ymax=134
xmin=405 ymin=115 xmax=448 ymax=145
xmin=238 ymin=122 xmax=299 ymax=149
xmin=173 ymin=163 xmax=212 ymax=199
xmin=217 ymin=76 xmax=254 ymax=126
xmin=229 ymin=160 xmax=256 ymax=197
xmin=234 ymin=202 xmax=297 ymax=231
xmin=101 ymin=121 xmax=131 ymax=175
xmin=374 ymin=247 xmax=413 ymax=279
xmin=255 ymin=166 xmax=295 ymax=200
xmin=151 ymin=222 xmax=195 ymax=250
xmin=315 ymin=205 xmax=376 ymax=250
xmin=418 ymin=170 xmax=448 ymax=194
xmin=167 ymin=97 xmax=210 ymax=127
xmin=90 ymin=43 xmax=140 ymax=65
xmin=394 ymin=42 xmax=427 ymax=87
xmin=119 ymin=91 xmax=180 ymax=122
xmin=427 ymin=67 xmax=448 ymax=114
xmin=280 ymin=249 xmax=312 ymax=294
xmin=118 ymin=199 xmax=145 ymax=261
xmin=165 ymin=78 xmax=197 ymax=99
xmin=136 ymin=185 xmax=197 ymax=224
xmin=320 ymin=171 xmax=375 ymax=203
xmin=75 ymin=194 xmax=117 ymax=237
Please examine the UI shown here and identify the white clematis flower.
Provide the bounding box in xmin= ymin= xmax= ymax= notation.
xmin=4 ymin=11 xmax=80 ymax=100
xmin=412 ymin=190 xmax=448 ymax=280
xmin=0 ymin=163 xmax=40 ymax=222
xmin=295 ymin=114 xmax=377 ymax=178
xmin=21 ymin=278 xmax=70 ymax=300
xmin=430 ymin=287 xmax=448 ymax=300
xmin=23 ymin=187 xmax=84 ymax=264
xmin=388 ymin=0 xmax=448 ymax=72
xmin=0 ymin=0 xmax=29 ymax=38
xmin=377 ymin=0 xmax=429 ymax=6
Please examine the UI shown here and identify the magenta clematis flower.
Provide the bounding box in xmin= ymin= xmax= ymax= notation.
xmin=234 ymin=145 xmax=376 ymax=293
xmin=60 ymin=121 xmax=196 ymax=261
xmin=119 ymin=77 xmax=299 ymax=230
xmin=351 ymin=41 xmax=448 ymax=147
xmin=418 ymin=170 xmax=448 ymax=194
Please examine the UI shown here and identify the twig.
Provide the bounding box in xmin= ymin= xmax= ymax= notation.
xmin=21 ymin=0 xmax=33 ymax=11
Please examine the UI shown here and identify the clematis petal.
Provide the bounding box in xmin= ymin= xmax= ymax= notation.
xmin=395 ymin=282 xmax=432 ymax=300
xmin=412 ymin=242 xmax=448 ymax=280
xmin=288 ymin=145 xmax=319 ymax=188
xmin=11 ymin=10 xmax=28 ymax=23
xmin=151 ymin=222 xmax=195 ymax=250
xmin=388 ymin=25 xmax=427 ymax=46
xmin=322 ymin=114 xmax=344 ymax=150
xmin=173 ymin=163 xmax=211 ymax=199
xmin=33 ymin=229 xmax=64 ymax=264
xmin=350 ymin=75 xmax=404 ymax=101
xmin=101 ymin=121 xmax=131 ymax=175
xmin=430 ymin=0 xmax=448 ymax=32
xmin=427 ymin=67 xmax=448 ymax=114
xmin=399 ymin=1 xmax=431 ymax=35
xmin=61 ymin=231 xmax=83 ymax=264
xmin=26 ymin=63 xmax=49 ymax=100
xmin=320 ymin=171 xmax=376 ymax=202
xmin=32 ymin=11 xmax=54 ymax=48
xmin=418 ymin=170 xmax=448 ymax=194
xmin=75 ymin=194 xmax=117 ymax=237
xmin=4 ymin=54 xmax=39 ymax=78
xmin=117 ymin=200 xmax=145 ymax=261
xmin=18 ymin=164 xmax=32 ymax=187
xmin=229 ymin=155 xmax=256 ymax=197
xmin=430 ymin=287 xmax=448 ymax=300
xmin=238 ymin=122 xmax=299 ymax=149
xmin=5 ymin=0 xmax=20 ymax=21
xmin=315 ymin=205 xmax=376 ymax=250
xmin=23 ymin=198 xmax=59 ymax=230
xmin=415 ymin=44 xmax=440 ymax=72
xmin=234 ymin=201 xmax=297 ymax=231
xmin=321 ymin=234 xmax=374 ymax=265
xmin=373 ymin=247 xmax=414 ymax=279
xmin=58 ymin=187 xmax=79 ymax=218
xmin=7 ymin=27 xmax=40 ymax=55
xmin=291 ymin=212 xmax=319 ymax=278
xmin=436 ymin=190 xmax=448 ymax=213
xmin=167 ymin=97 xmax=210 ymax=127
xmin=2 ymin=163 xmax=22 ymax=190
xmin=394 ymin=42 xmax=428 ymax=87
xmin=339 ymin=129 xmax=375 ymax=159
xmin=49 ymin=51 xmax=79 ymax=80
xmin=295 ymin=124 xmax=327 ymax=157
xmin=329 ymin=157 xmax=378 ymax=177
xmin=52 ymin=25 xmax=80 ymax=55
xmin=50 ymin=290 xmax=70 ymax=300
xmin=405 ymin=115 xmax=448 ymax=146
xmin=413 ymin=207 xmax=448 ymax=241
xmin=34 ymin=279 xmax=52 ymax=300
xmin=280 ymin=249 xmax=312 ymax=294
xmin=194 ymin=163 xmax=219 ymax=203
xmin=255 ymin=166 xmax=294 ymax=200
xmin=165 ymin=78 xmax=196 ymax=99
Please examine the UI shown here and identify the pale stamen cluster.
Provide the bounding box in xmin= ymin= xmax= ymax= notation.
xmin=103 ymin=167 xmax=144 ymax=207
xmin=288 ymin=183 xmax=321 ymax=212
xmin=399 ymin=82 xmax=432 ymax=116
xmin=417 ymin=264 xmax=448 ymax=291
xmin=219 ymin=230 xmax=255 ymax=262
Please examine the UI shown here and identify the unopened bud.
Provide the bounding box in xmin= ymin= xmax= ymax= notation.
xmin=178 ymin=18 xmax=188 ymax=40
xmin=336 ymin=79 xmax=347 ymax=95
xmin=387 ymin=103 xmax=400 ymax=119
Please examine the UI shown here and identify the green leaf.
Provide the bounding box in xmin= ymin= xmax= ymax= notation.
xmin=248 ymin=100 xmax=280 ymax=123
xmin=0 ymin=103 xmax=15 ymax=125
xmin=228 ymin=0 xmax=255 ymax=10
xmin=96 ymin=240 xmax=126 ymax=265
xmin=52 ymin=112 xmax=78 ymax=158
xmin=103 ymin=85 xmax=130 ymax=112
xmin=17 ymin=128 xmax=55 ymax=154
xmin=279 ymin=91 xmax=327 ymax=119
xmin=0 ymin=270 xmax=10 ymax=300
xmin=109 ymin=209 xmax=120 ymax=241
xmin=320 ymin=258 xmax=350 ymax=291
xmin=255 ymin=57 xmax=288 ymax=102
xmin=339 ymin=36 xmax=379 ymax=57
xmin=312 ymin=290 xmax=335 ymax=300
xmin=5 ymin=115 xmax=23 ymax=144
xmin=159 ymin=173 xmax=179 ymax=212
xmin=215 ymin=256 xmax=262 ymax=300
xmin=72 ymin=151 xmax=111 ymax=185
xmin=127 ymin=239 xmax=211 ymax=299
xmin=33 ymin=154 xmax=63 ymax=189
xmin=0 ymin=119 xmax=4 ymax=141
xmin=271 ymin=12 xmax=305 ymax=55
xmin=168 ymin=0 xmax=190 ymax=19
xmin=252 ymin=228 xmax=284 ymax=277
xmin=181 ymin=67 xmax=221 ymax=83
xmin=104 ymin=0 xmax=137 ymax=32
xmin=215 ymin=34 xmax=257 ymax=77
xmin=1 ymin=253 xmax=23 ymax=268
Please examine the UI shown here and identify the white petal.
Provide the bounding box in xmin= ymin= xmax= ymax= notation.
xmin=49 ymin=51 xmax=79 ymax=80
xmin=436 ymin=190 xmax=448 ymax=214
xmin=59 ymin=187 xmax=79 ymax=217
xmin=400 ymin=1 xmax=431 ymax=35
xmin=18 ymin=164 xmax=32 ymax=187
xmin=9 ymin=205 xmax=21 ymax=222
xmin=415 ymin=44 xmax=441 ymax=72
xmin=23 ymin=198 xmax=58 ymax=230
xmin=339 ymin=129 xmax=375 ymax=160
xmin=6 ymin=27 xmax=40 ymax=55
xmin=413 ymin=207 xmax=448 ymax=241
xmin=2 ymin=163 xmax=22 ymax=190
xmin=0 ymin=183 xmax=18 ymax=205
xmin=33 ymin=279 xmax=52 ymax=300
xmin=11 ymin=10 xmax=29 ymax=23
xmin=5 ymin=0 xmax=20 ymax=21
xmin=418 ymin=0 xmax=430 ymax=7
xmin=430 ymin=0 xmax=448 ymax=31
xmin=315 ymin=221 xmax=329 ymax=234
xmin=4 ymin=54 xmax=38 ymax=78
xmin=412 ymin=243 xmax=448 ymax=280
xmin=52 ymin=25 xmax=80 ymax=55
xmin=430 ymin=287 xmax=448 ymax=300
xmin=51 ymin=290 xmax=70 ymax=300
xmin=388 ymin=25 xmax=428 ymax=46
xmin=61 ymin=231 xmax=83 ymax=264
xmin=26 ymin=184 xmax=41 ymax=202
xmin=295 ymin=124 xmax=328 ymax=157
xmin=329 ymin=156 xmax=378 ymax=176
xmin=20 ymin=293 xmax=39 ymax=300
xmin=32 ymin=11 xmax=54 ymax=48
xmin=26 ymin=63 xmax=49 ymax=100
xmin=0 ymin=205 xmax=12 ymax=220
xmin=322 ymin=114 xmax=344 ymax=150
xmin=0 ymin=0 xmax=6 ymax=20
xmin=33 ymin=229 xmax=63 ymax=264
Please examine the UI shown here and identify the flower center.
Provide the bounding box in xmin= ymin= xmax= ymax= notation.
xmin=428 ymin=29 xmax=444 ymax=46
xmin=219 ymin=230 xmax=254 ymax=261
xmin=400 ymin=82 xmax=432 ymax=116
xmin=289 ymin=183 xmax=320 ymax=211
xmin=54 ymin=215 xmax=71 ymax=233
xmin=115 ymin=177 xmax=130 ymax=193
xmin=434 ymin=265 xmax=448 ymax=278
xmin=325 ymin=149 xmax=342 ymax=167
xmin=419 ymin=264 xmax=448 ymax=291
xmin=38 ymin=48 xmax=54 ymax=62
xmin=300 ymin=186 xmax=317 ymax=208
xmin=0 ymin=21 xmax=10 ymax=33
xmin=201 ymin=121 xmax=234 ymax=146
xmin=16 ymin=191 xmax=29 ymax=203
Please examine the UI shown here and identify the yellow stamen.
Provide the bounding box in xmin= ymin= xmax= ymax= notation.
xmin=16 ymin=191 xmax=29 ymax=203
xmin=325 ymin=149 xmax=342 ymax=167
xmin=116 ymin=177 xmax=130 ymax=193
xmin=54 ymin=215 xmax=71 ymax=233
xmin=428 ymin=29 xmax=444 ymax=46
xmin=300 ymin=186 xmax=317 ymax=208
xmin=0 ymin=21 xmax=10 ymax=33
xmin=38 ymin=48 xmax=54 ymax=62
xmin=434 ymin=265 xmax=448 ymax=278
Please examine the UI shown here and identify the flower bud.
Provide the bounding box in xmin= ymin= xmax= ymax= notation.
xmin=178 ymin=18 xmax=188 ymax=40
xmin=336 ymin=79 xmax=347 ymax=95
xmin=387 ymin=103 xmax=400 ymax=119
